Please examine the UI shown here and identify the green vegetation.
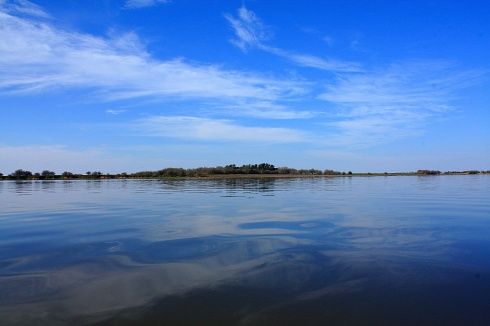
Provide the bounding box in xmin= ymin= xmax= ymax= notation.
xmin=0 ymin=164 xmax=488 ymax=180
xmin=416 ymin=170 xmax=441 ymax=175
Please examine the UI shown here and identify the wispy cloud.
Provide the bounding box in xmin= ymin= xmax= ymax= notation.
xmin=321 ymin=62 xmax=471 ymax=106
xmin=124 ymin=0 xmax=170 ymax=9
xmin=136 ymin=116 xmax=308 ymax=143
xmin=319 ymin=62 xmax=484 ymax=146
xmin=265 ymin=47 xmax=362 ymax=72
xmin=106 ymin=109 xmax=127 ymax=115
xmin=224 ymin=5 xmax=271 ymax=52
xmin=224 ymin=4 xmax=485 ymax=147
xmin=225 ymin=5 xmax=361 ymax=72
xmin=0 ymin=1 xmax=305 ymax=113
xmin=221 ymin=100 xmax=316 ymax=119
xmin=0 ymin=0 xmax=50 ymax=18
xmin=0 ymin=1 xmax=485 ymax=154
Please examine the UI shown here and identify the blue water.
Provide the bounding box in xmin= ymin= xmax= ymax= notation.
xmin=0 ymin=176 xmax=489 ymax=325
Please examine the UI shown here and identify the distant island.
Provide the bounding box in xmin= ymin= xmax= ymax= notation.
xmin=0 ymin=164 xmax=488 ymax=180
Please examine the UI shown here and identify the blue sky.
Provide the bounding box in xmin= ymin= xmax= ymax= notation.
xmin=1 ymin=0 xmax=489 ymax=174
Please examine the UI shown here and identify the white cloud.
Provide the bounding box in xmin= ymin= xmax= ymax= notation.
xmin=318 ymin=62 xmax=484 ymax=147
xmin=223 ymin=4 xmax=482 ymax=147
xmin=265 ymin=47 xmax=362 ymax=72
xmin=0 ymin=3 xmax=305 ymax=109
xmin=217 ymin=99 xmax=316 ymax=119
xmin=225 ymin=5 xmax=361 ymax=72
xmin=136 ymin=116 xmax=308 ymax=143
xmin=0 ymin=1 xmax=485 ymax=157
xmin=224 ymin=5 xmax=271 ymax=52
xmin=321 ymin=63 xmax=461 ymax=107
xmin=287 ymin=53 xmax=360 ymax=72
xmin=106 ymin=109 xmax=127 ymax=115
xmin=0 ymin=0 xmax=50 ymax=18
xmin=323 ymin=115 xmax=427 ymax=148
xmin=124 ymin=0 xmax=170 ymax=9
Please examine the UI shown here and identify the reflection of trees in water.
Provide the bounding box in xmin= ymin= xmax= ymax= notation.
xmin=11 ymin=180 xmax=36 ymax=194
xmin=140 ymin=178 xmax=281 ymax=196
xmin=7 ymin=179 xmax=108 ymax=195
xmin=222 ymin=178 xmax=277 ymax=196
xmin=3 ymin=176 xmax=346 ymax=199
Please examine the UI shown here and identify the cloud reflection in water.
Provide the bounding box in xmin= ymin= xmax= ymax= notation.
xmin=1 ymin=177 xmax=490 ymax=325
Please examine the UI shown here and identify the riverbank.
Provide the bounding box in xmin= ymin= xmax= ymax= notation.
xmin=1 ymin=171 xmax=487 ymax=181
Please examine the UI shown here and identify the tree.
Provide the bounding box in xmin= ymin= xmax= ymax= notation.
xmin=224 ymin=164 xmax=238 ymax=174
xmin=309 ymin=169 xmax=322 ymax=175
xmin=41 ymin=170 xmax=56 ymax=179
xmin=157 ymin=168 xmax=186 ymax=177
xmin=258 ymin=163 xmax=276 ymax=173
xmin=11 ymin=169 xmax=33 ymax=179
xmin=416 ymin=170 xmax=441 ymax=175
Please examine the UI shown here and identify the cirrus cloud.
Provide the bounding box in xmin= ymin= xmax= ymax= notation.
xmin=136 ymin=116 xmax=309 ymax=143
xmin=225 ymin=5 xmax=362 ymax=73
xmin=124 ymin=0 xmax=170 ymax=9
xmin=0 ymin=3 xmax=306 ymax=110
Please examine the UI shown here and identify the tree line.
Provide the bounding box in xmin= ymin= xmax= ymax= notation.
xmin=1 ymin=164 xmax=345 ymax=180
xmin=1 ymin=165 xmax=488 ymax=180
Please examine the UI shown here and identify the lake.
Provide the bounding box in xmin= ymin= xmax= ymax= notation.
xmin=1 ymin=175 xmax=489 ymax=325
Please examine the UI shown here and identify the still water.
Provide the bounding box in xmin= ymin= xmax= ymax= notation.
xmin=0 ymin=176 xmax=489 ymax=325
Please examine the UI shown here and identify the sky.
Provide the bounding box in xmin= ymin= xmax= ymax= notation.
xmin=1 ymin=0 xmax=489 ymax=174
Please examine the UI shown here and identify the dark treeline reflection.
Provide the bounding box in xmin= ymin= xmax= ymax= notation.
xmin=0 ymin=176 xmax=489 ymax=325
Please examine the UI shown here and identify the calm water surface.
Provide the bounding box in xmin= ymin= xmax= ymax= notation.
xmin=1 ymin=176 xmax=489 ymax=325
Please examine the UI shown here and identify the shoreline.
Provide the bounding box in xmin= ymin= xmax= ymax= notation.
xmin=1 ymin=171 xmax=487 ymax=181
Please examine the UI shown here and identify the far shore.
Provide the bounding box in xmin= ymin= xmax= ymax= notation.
xmin=2 ymin=165 xmax=487 ymax=180
xmin=1 ymin=171 xmax=487 ymax=181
